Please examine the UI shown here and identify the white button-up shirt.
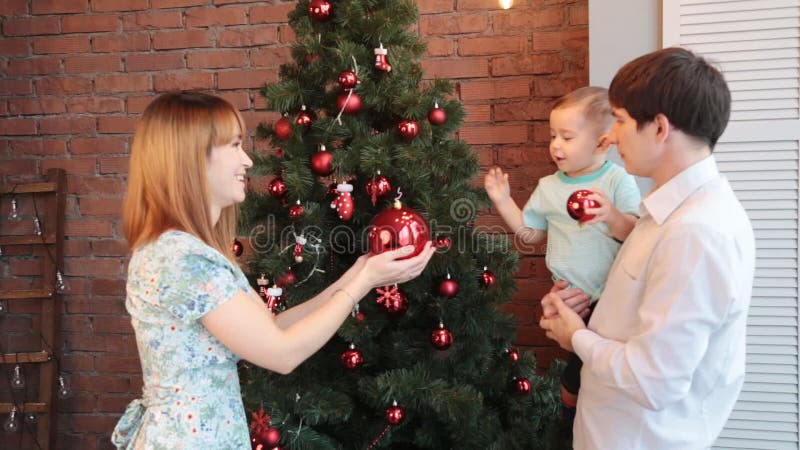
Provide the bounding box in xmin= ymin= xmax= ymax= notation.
xmin=571 ymin=155 xmax=755 ymax=450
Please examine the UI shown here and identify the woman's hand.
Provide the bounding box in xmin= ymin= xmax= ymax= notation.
xmin=360 ymin=242 xmax=436 ymax=288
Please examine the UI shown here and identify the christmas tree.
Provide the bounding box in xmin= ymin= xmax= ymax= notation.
xmin=238 ymin=1 xmax=564 ymax=448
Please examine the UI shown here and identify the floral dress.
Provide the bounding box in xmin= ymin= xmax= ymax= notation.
xmin=111 ymin=231 xmax=252 ymax=449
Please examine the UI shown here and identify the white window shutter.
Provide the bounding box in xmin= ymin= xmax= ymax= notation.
xmin=664 ymin=1 xmax=800 ymax=449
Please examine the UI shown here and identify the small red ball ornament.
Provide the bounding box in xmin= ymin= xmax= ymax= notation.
xmin=231 ymin=238 xmax=244 ymax=257
xmin=308 ymin=0 xmax=333 ymax=22
xmin=437 ymin=273 xmax=459 ymax=298
xmin=295 ymin=105 xmax=313 ymax=128
xmin=479 ymin=266 xmax=496 ymax=287
xmin=274 ymin=116 xmax=292 ymax=140
xmin=566 ymin=189 xmax=598 ymax=223
xmin=385 ymin=401 xmax=405 ymax=426
xmin=340 ymin=343 xmax=364 ymax=370
xmin=259 ymin=427 xmax=281 ymax=447
xmin=310 ymin=144 xmax=334 ymax=176
xmin=288 ymin=200 xmax=304 ymax=220
xmin=267 ymin=177 xmax=287 ymax=198
xmin=505 ymin=347 xmax=520 ymax=363
xmin=276 ymin=268 xmax=296 ymax=287
xmin=367 ymin=194 xmax=429 ymax=260
xmin=337 ymin=70 xmax=358 ymax=90
xmin=430 ymin=322 xmax=454 ymax=350
xmin=428 ymin=102 xmax=446 ymax=126
xmin=435 ymin=236 xmax=451 ymax=251
xmin=337 ymin=91 xmax=362 ymax=115
xmin=397 ymin=119 xmax=419 ymax=141
xmin=512 ymin=377 xmax=532 ymax=395
xmin=365 ymin=171 xmax=392 ymax=206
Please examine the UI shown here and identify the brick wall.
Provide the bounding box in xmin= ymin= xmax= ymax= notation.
xmin=0 ymin=0 xmax=587 ymax=447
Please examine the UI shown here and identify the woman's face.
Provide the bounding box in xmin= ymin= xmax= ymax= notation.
xmin=206 ymin=126 xmax=252 ymax=222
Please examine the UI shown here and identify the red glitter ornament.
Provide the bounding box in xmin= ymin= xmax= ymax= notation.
xmin=385 ymin=401 xmax=405 ymax=425
xmin=430 ymin=322 xmax=454 ymax=350
xmin=340 ymin=343 xmax=364 ymax=370
xmin=397 ymin=119 xmax=419 ymax=141
xmin=267 ymin=177 xmax=287 ymax=198
xmin=566 ymin=189 xmax=598 ymax=223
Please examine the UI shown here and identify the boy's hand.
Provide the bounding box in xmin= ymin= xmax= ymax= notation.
xmin=582 ymin=189 xmax=619 ymax=226
xmin=484 ymin=167 xmax=511 ymax=204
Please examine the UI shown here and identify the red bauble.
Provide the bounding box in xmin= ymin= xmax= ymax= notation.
xmin=267 ymin=177 xmax=287 ymax=198
xmin=506 ymin=347 xmax=520 ymax=363
xmin=385 ymin=402 xmax=405 ymax=426
xmin=428 ymin=103 xmax=446 ymax=126
xmin=288 ymin=201 xmax=304 ymax=220
xmin=330 ymin=182 xmax=354 ymax=221
xmin=340 ymin=344 xmax=364 ymax=370
xmin=337 ymin=91 xmax=362 ymax=114
xmin=512 ymin=377 xmax=532 ymax=395
xmin=566 ymin=189 xmax=598 ymax=222
xmin=355 ymin=311 xmax=366 ymax=321
xmin=231 ymin=239 xmax=244 ymax=257
xmin=310 ymin=146 xmax=334 ymax=176
xmin=376 ymin=285 xmax=409 ymax=316
xmin=274 ymin=116 xmax=292 ymax=140
xmin=430 ymin=323 xmax=454 ymax=350
xmin=295 ymin=106 xmax=313 ymax=128
xmin=259 ymin=427 xmax=281 ymax=447
xmin=337 ymin=70 xmax=358 ymax=90
xmin=276 ymin=268 xmax=296 ymax=287
xmin=435 ymin=236 xmax=451 ymax=251
xmin=480 ymin=266 xmax=496 ymax=287
xmin=437 ymin=274 xmax=459 ymax=298
xmin=397 ymin=119 xmax=419 ymax=141
xmin=305 ymin=54 xmax=321 ymax=64
xmin=365 ymin=173 xmax=391 ymax=206
xmin=367 ymin=200 xmax=429 ymax=260
xmin=308 ymin=0 xmax=333 ymax=22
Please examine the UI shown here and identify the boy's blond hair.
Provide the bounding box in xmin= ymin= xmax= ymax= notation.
xmin=553 ymin=86 xmax=613 ymax=133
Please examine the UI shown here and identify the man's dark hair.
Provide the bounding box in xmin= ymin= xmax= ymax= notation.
xmin=609 ymin=47 xmax=731 ymax=149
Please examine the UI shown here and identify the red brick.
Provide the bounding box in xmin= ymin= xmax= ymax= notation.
xmin=35 ymin=76 xmax=93 ymax=95
xmin=457 ymin=0 xmax=509 ymax=9
xmin=3 ymin=17 xmax=61 ymax=36
xmin=532 ymin=29 xmax=588 ymax=52
xmin=79 ymin=197 xmax=123 ymax=216
xmin=0 ymin=118 xmax=36 ymax=135
xmin=461 ymin=79 xmax=530 ymax=101
xmin=495 ymin=100 xmax=552 ymax=121
xmin=424 ymin=37 xmax=453 ymax=57
xmin=418 ymin=0 xmax=454 ymax=14
xmin=153 ymin=72 xmax=215 ymax=91
xmin=94 ymin=317 xmax=135 ymax=335
xmin=10 ymin=259 xmax=41 ymax=276
xmin=250 ymin=4 xmax=292 ymax=24
xmin=0 ymin=0 xmax=27 ymax=15
xmin=95 ymin=355 xmax=140 ymax=372
xmin=65 ymin=256 xmax=122 ymax=276
xmin=492 ymin=54 xmax=563 ymax=76
xmin=122 ymin=10 xmax=183 ymax=30
xmin=420 ymin=13 xmax=488 ymax=35
xmin=495 ymin=7 xmax=565 ymax=30
xmin=92 ymin=33 xmax=150 ymax=52
xmin=458 ymin=36 xmax=525 ymax=56
xmin=61 ymin=354 xmax=95 ymax=371
xmin=65 ymin=296 xmax=126 ymax=315
xmin=67 ymin=175 xmax=126 ymax=196
xmin=569 ymin=4 xmax=588 ymax=25
xmin=60 ymin=395 xmax=99 ymax=414
xmin=33 ymin=35 xmax=90 ymax=54
xmin=97 ymin=395 xmax=138 ymax=413
xmin=6 ymin=57 xmax=61 ymax=76
xmin=463 ymin=104 xmax=490 ymax=122
xmin=126 ymin=95 xmax=154 ymax=114
xmin=98 ymin=116 xmax=139 ymax=134
xmin=153 ymin=29 xmax=213 ymax=50
xmin=65 ymin=54 xmax=122 ymax=74
xmin=460 ymin=124 xmax=527 ymax=144
xmin=64 ymin=240 xmax=92 ymax=257
xmin=279 ymin=25 xmax=296 ymax=43
xmin=152 ymin=0 xmax=206 ymax=7
xmin=66 ymin=96 xmax=125 ymax=114
xmin=0 ymin=79 xmax=33 ymax=95
xmin=214 ymin=0 xmax=258 ymax=4
xmin=187 ymin=6 xmax=248 ymax=27
xmin=71 ymin=136 xmax=126 ymax=154
xmin=217 ymin=69 xmax=276 ymax=89
xmin=422 ymin=58 xmax=489 ymax=79
xmin=0 ymin=158 xmax=38 ymax=175
xmin=187 ymin=49 xmax=246 ymax=69
xmin=125 ymin=52 xmax=185 ymax=71
xmin=216 ymin=90 xmax=250 ymax=110
xmin=0 ymin=38 xmax=31 ymax=56
xmin=31 ymin=0 xmax=87 ymax=14
xmin=497 ymin=145 xmax=552 ymax=167
xmin=533 ymin=77 xmax=584 ymax=97
xmin=8 ymin=97 xmax=67 ymax=115
xmin=39 ymin=117 xmax=96 ymax=135
xmin=218 ymin=25 xmax=279 ymax=47
xmin=69 ymin=373 xmax=132 ymax=393
xmin=62 ymin=315 xmax=94 ymax=332
xmin=91 ymin=0 xmax=148 ymax=12
xmin=95 ymin=74 xmax=151 ymax=93
xmin=41 ymin=157 xmax=97 ymax=176
xmin=61 ymin=14 xmax=119 ymax=33
xmin=250 ymin=47 xmax=292 ymax=68
xmin=91 ymin=277 xmax=127 ymax=294
xmin=99 ymin=156 xmax=130 ymax=174
xmin=9 ymin=138 xmax=67 ymax=156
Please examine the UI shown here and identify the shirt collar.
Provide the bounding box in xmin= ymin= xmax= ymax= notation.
xmin=642 ymin=155 xmax=720 ymax=225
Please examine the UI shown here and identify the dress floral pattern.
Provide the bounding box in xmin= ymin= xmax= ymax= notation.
xmin=112 ymin=231 xmax=252 ymax=449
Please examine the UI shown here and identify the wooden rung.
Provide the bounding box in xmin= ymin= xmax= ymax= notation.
xmin=0 ymin=289 xmax=54 ymax=300
xmin=0 ymin=351 xmax=51 ymax=364
xmin=0 ymin=234 xmax=56 ymax=245
xmin=0 ymin=182 xmax=58 ymax=195
xmin=0 ymin=402 xmax=48 ymax=414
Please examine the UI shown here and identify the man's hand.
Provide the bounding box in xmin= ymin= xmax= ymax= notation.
xmin=539 ymin=288 xmax=589 ymax=352
xmin=542 ymin=280 xmax=591 ymax=319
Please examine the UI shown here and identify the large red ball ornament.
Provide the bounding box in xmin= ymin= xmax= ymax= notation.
xmin=308 ymin=0 xmax=333 ymax=22
xmin=397 ymin=119 xmax=419 ymax=141
xmin=274 ymin=116 xmax=292 ymax=140
xmin=231 ymin=239 xmax=244 ymax=257
xmin=566 ymin=189 xmax=598 ymax=223
xmin=338 ymin=70 xmax=358 ymax=90
xmin=480 ymin=266 xmax=496 ymax=288
xmin=337 ymin=92 xmax=362 ymax=114
xmin=310 ymin=146 xmax=334 ymax=176
xmin=512 ymin=377 xmax=532 ymax=395
xmin=340 ymin=344 xmax=364 ymax=370
xmin=385 ymin=402 xmax=405 ymax=426
xmin=428 ymin=103 xmax=446 ymax=126
xmin=437 ymin=274 xmax=459 ymax=298
xmin=267 ymin=177 xmax=287 ymax=198
xmin=368 ymin=199 xmax=429 ymax=260
xmin=430 ymin=323 xmax=454 ymax=350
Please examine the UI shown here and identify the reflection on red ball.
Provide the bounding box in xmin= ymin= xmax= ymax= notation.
xmin=566 ymin=189 xmax=598 ymax=222
xmin=338 ymin=70 xmax=358 ymax=90
xmin=511 ymin=377 xmax=532 ymax=395
xmin=368 ymin=205 xmax=429 ymax=260
xmin=340 ymin=347 xmax=364 ymax=370
xmin=430 ymin=326 xmax=453 ymax=350
xmin=397 ymin=119 xmax=419 ymax=141
xmin=385 ymin=403 xmax=405 ymax=425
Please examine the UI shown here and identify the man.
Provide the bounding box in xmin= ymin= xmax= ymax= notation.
xmin=539 ymin=47 xmax=755 ymax=449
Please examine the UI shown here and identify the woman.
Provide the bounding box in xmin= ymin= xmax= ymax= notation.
xmin=111 ymin=92 xmax=434 ymax=449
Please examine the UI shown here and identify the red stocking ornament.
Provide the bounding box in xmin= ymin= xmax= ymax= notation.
xmin=331 ymin=182 xmax=354 ymax=221
xmin=374 ymin=42 xmax=392 ymax=72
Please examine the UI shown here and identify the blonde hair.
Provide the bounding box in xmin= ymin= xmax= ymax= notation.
xmin=123 ymin=92 xmax=246 ymax=260
xmin=553 ymin=86 xmax=613 ymax=133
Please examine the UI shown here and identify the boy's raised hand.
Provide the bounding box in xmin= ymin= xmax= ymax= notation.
xmin=484 ymin=167 xmax=511 ymax=204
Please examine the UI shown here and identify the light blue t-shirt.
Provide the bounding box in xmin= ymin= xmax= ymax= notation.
xmin=523 ymin=161 xmax=641 ymax=300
